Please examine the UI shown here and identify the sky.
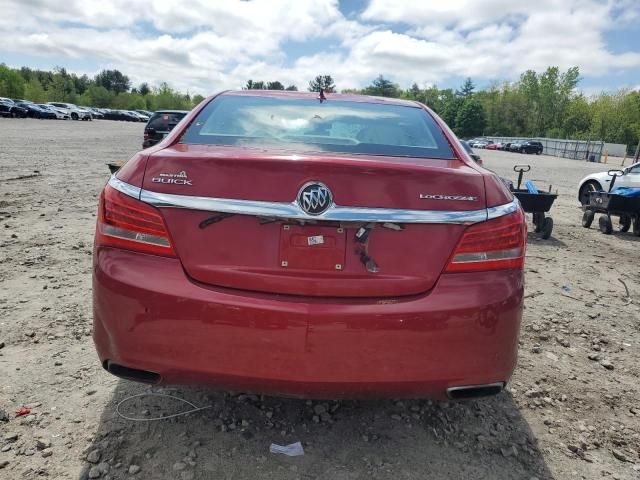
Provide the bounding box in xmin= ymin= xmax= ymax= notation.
xmin=1 ymin=0 xmax=640 ymax=95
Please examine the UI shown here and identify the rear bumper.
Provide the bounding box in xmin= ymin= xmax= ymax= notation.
xmin=93 ymin=247 xmax=523 ymax=399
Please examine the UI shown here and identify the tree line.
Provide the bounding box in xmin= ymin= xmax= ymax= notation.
xmin=344 ymin=68 xmax=639 ymax=150
xmin=0 ymin=64 xmax=200 ymax=111
xmin=1 ymin=64 xmax=638 ymax=150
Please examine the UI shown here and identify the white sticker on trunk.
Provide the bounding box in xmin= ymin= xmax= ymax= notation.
xmin=307 ymin=235 xmax=324 ymax=246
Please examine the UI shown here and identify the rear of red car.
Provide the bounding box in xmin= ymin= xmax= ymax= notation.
xmin=93 ymin=91 xmax=525 ymax=399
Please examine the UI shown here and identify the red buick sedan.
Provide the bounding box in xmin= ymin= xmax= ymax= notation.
xmin=93 ymin=90 xmax=525 ymax=399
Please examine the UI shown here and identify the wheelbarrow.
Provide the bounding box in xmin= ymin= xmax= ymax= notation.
xmin=510 ymin=165 xmax=557 ymax=239
xmin=582 ymin=169 xmax=640 ymax=235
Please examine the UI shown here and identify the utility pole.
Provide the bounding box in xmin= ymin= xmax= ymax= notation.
xmin=634 ymin=142 xmax=640 ymax=162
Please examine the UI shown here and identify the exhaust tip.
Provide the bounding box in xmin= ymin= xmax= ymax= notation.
xmin=446 ymin=382 xmax=504 ymax=400
xmin=104 ymin=360 xmax=161 ymax=384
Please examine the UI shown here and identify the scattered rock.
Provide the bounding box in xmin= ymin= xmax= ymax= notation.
xmin=0 ymin=460 xmax=8 ymax=469
xmin=587 ymin=353 xmax=600 ymax=361
xmin=501 ymin=446 xmax=518 ymax=457
xmin=313 ymin=404 xmax=326 ymax=415
xmin=35 ymin=439 xmax=51 ymax=450
xmin=611 ymin=449 xmax=629 ymax=462
xmin=129 ymin=465 xmax=141 ymax=474
xmin=41 ymin=449 xmax=53 ymax=458
xmin=601 ymin=360 xmax=614 ymax=370
xmin=567 ymin=444 xmax=581 ymax=453
xmin=87 ymin=466 xmax=102 ymax=478
xmin=4 ymin=432 xmax=19 ymax=442
xmin=173 ymin=462 xmax=187 ymax=471
xmin=86 ymin=449 xmax=101 ymax=464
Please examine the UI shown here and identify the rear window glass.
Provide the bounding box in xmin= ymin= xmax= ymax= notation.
xmin=147 ymin=112 xmax=186 ymax=131
xmin=181 ymin=95 xmax=454 ymax=159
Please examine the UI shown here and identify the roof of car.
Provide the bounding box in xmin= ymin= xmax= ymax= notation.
xmin=153 ymin=110 xmax=189 ymax=114
xmin=218 ymin=90 xmax=422 ymax=108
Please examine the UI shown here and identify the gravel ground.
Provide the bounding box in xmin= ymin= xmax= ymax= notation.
xmin=0 ymin=118 xmax=639 ymax=480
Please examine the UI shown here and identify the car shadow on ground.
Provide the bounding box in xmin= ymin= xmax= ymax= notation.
xmin=79 ymin=380 xmax=554 ymax=480
xmin=526 ymin=233 xmax=568 ymax=248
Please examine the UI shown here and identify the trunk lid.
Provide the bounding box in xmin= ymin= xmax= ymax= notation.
xmin=143 ymin=145 xmax=486 ymax=297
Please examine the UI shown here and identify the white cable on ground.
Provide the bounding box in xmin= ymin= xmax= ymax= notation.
xmin=116 ymin=392 xmax=212 ymax=422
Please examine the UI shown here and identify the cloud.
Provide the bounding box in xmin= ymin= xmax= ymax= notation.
xmin=0 ymin=0 xmax=639 ymax=94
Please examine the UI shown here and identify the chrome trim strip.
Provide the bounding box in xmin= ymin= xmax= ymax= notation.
xmin=487 ymin=199 xmax=520 ymax=220
xmin=108 ymin=175 xmax=141 ymax=199
xmin=140 ymin=189 xmax=488 ymax=224
xmin=109 ymin=175 xmax=520 ymax=225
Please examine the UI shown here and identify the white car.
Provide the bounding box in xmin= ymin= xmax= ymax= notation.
xmin=47 ymin=102 xmax=92 ymax=121
xmin=38 ymin=104 xmax=70 ymax=119
xmin=578 ymin=162 xmax=640 ymax=205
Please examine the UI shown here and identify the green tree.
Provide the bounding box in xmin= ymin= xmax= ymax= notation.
xmin=245 ymin=80 xmax=266 ymax=90
xmin=363 ymin=75 xmax=399 ymax=97
xmin=192 ymin=94 xmax=205 ymax=105
xmin=439 ymin=89 xmax=463 ymax=126
xmin=266 ymin=81 xmax=285 ymax=90
xmin=138 ymin=82 xmax=150 ymax=95
xmin=308 ymin=75 xmax=335 ymax=93
xmin=454 ymin=98 xmax=486 ymax=137
xmin=0 ymin=64 xmax=26 ymax=98
xmin=24 ymin=78 xmax=47 ymax=103
xmin=456 ymin=78 xmax=475 ymax=97
xmin=563 ymin=95 xmax=591 ymax=138
xmin=94 ymin=69 xmax=130 ymax=93
xmin=285 ymin=85 xmax=298 ymax=91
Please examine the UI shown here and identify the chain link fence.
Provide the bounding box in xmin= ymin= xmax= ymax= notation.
xmin=485 ymin=137 xmax=605 ymax=162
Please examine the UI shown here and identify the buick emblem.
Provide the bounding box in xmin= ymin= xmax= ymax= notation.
xmin=297 ymin=182 xmax=333 ymax=215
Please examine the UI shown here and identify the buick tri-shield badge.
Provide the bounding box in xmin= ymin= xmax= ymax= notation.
xmin=297 ymin=182 xmax=333 ymax=215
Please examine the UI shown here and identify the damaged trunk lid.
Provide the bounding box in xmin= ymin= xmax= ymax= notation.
xmin=141 ymin=145 xmax=486 ymax=297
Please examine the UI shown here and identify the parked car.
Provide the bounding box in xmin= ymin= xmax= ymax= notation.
xmin=459 ymin=140 xmax=483 ymax=166
xmin=0 ymin=99 xmax=28 ymax=118
xmin=474 ymin=140 xmax=494 ymax=149
xmin=142 ymin=110 xmax=188 ymax=148
xmin=468 ymin=138 xmax=486 ymax=148
xmin=485 ymin=142 xmax=501 ymax=150
xmin=82 ymin=107 xmax=104 ymax=119
xmin=499 ymin=142 xmax=511 ymax=151
xmin=94 ymin=91 xmax=525 ymax=399
xmin=577 ymin=162 xmax=640 ymax=206
xmin=103 ymin=109 xmax=141 ymax=121
xmin=128 ymin=110 xmax=149 ymax=122
xmin=37 ymin=104 xmax=70 ymax=119
xmin=512 ymin=140 xmax=543 ymax=155
xmin=136 ymin=109 xmax=153 ymax=117
xmin=15 ymin=102 xmax=57 ymax=119
xmin=47 ymin=102 xmax=92 ymax=120
xmin=508 ymin=141 xmax=524 ymax=152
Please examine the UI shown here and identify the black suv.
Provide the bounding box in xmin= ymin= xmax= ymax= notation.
xmin=143 ymin=110 xmax=188 ymax=148
xmin=516 ymin=141 xmax=543 ymax=155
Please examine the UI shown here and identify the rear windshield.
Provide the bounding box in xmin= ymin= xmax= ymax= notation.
xmin=147 ymin=112 xmax=187 ymax=131
xmin=181 ymin=95 xmax=455 ymax=159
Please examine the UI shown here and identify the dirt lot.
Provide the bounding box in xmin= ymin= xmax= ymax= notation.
xmin=0 ymin=118 xmax=639 ymax=480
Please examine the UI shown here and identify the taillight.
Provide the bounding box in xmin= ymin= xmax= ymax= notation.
xmin=445 ymin=209 xmax=526 ymax=273
xmin=95 ymin=185 xmax=176 ymax=257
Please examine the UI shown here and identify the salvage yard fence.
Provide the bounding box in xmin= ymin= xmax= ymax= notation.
xmin=485 ymin=137 xmax=605 ymax=162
